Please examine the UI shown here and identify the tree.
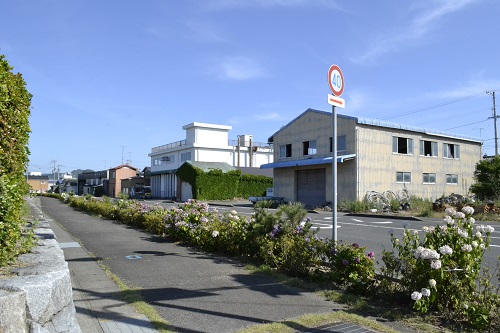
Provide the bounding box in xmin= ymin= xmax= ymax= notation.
xmin=469 ymin=156 xmax=500 ymax=201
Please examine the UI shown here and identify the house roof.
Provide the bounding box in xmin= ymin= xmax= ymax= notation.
xmin=184 ymin=161 xmax=236 ymax=173
xmin=26 ymin=175 xmax=49 ymax=180
xmin=260 ymin=154 xmax=356 ymax=169
xmin=268 ymin=108 xmax=482 ymax=144
xmin=109 ymin=164 xmax=138 ymax=171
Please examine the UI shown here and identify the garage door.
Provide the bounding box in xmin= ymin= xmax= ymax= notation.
xmin=296 ymin=168 xmax=326 ymax=207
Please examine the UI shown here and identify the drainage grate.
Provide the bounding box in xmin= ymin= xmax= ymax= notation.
xmin=300 ymin=322 xmax=378 ymax=333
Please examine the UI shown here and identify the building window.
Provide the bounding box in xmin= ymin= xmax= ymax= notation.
xmin=279 ymin=144 xmax=292 ymax=158
xmin=162 ymin=155 xmax=175 ymax=164
xmin=303 ymin=140 xmax=317 ymax=156
xmin=181 ymin=152 xmax=191 ymax=162
xmin=396 ymin=171 xmax=411 ymax=183
xmin=446 ymin=174 xmax=458 ymax=185
xmin=423 ymin=173 xmax=436 ymax=184
xmin=330 ymin=135 xmax=346 ymax=153
xmin=393 ymin=136 xmax=413 ymax=155
xmin=443 ymin=144 xmax=460 ymax=159
xmin=420 ymin=140 xmax=438 ymax=157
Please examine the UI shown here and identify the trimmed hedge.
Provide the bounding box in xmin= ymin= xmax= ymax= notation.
xmin=176 ymin=164 xmax=272 ymax=200
xmin=0 ymin=54 xmax=32 ymax=266
xmin=237 ymin=174 xmax=272 ymax=198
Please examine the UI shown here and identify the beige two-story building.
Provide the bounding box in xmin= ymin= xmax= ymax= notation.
xmin=261 ymin=109 xmax=482 ymax=206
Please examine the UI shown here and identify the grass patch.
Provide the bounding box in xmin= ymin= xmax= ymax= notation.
xmin=97 ymin=261 xmax=174 ymax=333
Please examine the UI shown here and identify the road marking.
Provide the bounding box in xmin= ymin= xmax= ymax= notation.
xmin=352 ymin=219 xmax=364 ymax=222
xmin=312 ymin=222 xmax=340 ymax=229
xmin=371 ymin=221 xmax=393 ymax=224
xmin=125 ymin=255 xmax=142 ymax=260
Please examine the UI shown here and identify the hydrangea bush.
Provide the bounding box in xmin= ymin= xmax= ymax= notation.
xmin=381 ymin=206 xmax=497 ymax=327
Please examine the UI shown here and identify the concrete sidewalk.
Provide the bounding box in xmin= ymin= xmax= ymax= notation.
xmin=27 ymin=196 xmax=159 ymax=333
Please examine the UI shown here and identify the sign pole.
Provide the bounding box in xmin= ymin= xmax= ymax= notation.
xmin=327 ymin=64 xmax=344 ymax=243
xmin=332 ymin=104 xmax=338 ymax=242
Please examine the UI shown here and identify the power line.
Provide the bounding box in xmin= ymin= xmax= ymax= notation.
xmin=380 ymin=91 xmax=486 ymax=121
xmin=444 ymin=119 xmax=488 ymax=131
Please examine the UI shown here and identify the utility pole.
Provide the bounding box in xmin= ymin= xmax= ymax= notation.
xmin=51 ymin=160 xmax=57 ymax=186
xmin=120 ymin=146 xmax=126 ymax=164
xmin=487 ymin=91 xmax=498 ymax=156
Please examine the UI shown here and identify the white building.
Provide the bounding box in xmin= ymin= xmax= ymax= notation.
xmin=149 ymin=122 xmax=273 ymax=199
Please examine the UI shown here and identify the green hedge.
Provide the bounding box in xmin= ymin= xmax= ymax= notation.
xmin=0 ymin=54 xmax=32 ymax=266
xmin=195 ymin=170 xmax=241 ymax=200
xmin=237 ymin=174 xmax=272 ymax=198
xmin=176 ymin=164 xmax=272 ymax=200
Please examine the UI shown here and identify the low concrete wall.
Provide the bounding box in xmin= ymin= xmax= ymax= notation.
xmin=0 ymin=222 xmax=81 ymax=332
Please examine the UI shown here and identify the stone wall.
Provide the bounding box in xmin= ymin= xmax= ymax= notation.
xmin=0 ymin=222 xmax=81 ymax=332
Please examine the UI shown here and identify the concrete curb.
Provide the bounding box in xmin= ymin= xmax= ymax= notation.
xmin=0 ymin=222 xmax=81 ymax=333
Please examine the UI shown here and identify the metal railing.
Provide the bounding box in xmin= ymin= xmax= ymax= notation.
xmin=151 ymin=140 xmax=186 ymax=153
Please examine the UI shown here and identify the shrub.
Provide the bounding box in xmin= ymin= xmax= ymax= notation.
xmin=321 ymin=240 xmax=376 ymax=294
xmin=380 ymin=206 xmax=498 ymax=329
xmin=0 ymin=54 xmax=32 ymax=266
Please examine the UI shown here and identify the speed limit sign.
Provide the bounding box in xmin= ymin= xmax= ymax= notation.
xmin=328 ymin=64 xmax=344 ymax=97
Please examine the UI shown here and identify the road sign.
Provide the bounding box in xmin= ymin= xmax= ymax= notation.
xmin=328 ymin=94 xmax=345 ymax=108
xmin=328 ymin=64 xmax=344 ymax=96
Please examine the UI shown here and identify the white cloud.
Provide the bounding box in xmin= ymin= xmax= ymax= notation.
xmin=352 ymin=0 xmax=478 ymax=65
xmin=430 ymin=78 xmax=500 ymax=99
xmin=214 ymin=56 xmax=267 ymax=80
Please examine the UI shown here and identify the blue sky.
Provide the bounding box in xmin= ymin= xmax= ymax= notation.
xmin=1 ymin=0 xmax=499 ymax=174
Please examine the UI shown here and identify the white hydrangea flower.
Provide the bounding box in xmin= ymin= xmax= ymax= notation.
xmin=414 ymin=246 xmax=424 ymax=259
xmin=413 ymin=230 xmax=419 ymax=235
xmin=430 ymin=259 xmax=442 ymax=269
xmin=421 ymin=288 xmax=431 ymax=297
xmin=458 ymin=229 xmax=468 ymax=238
xmin=480 ymin=244 xmax=486 ymax=249
xmin=443 ymin=215 xmax=454 ymax=225
xmin=230 ymin=210 xmax=238 ymax=215
xmin=439 ymin=245 xmax=453 ymax=255
xmin=422 ymin=226 xmax=430 ymax=233
xmin=475 ymin=231 xmax=482 ymax=238
xmin=212 ymin=230 xmax=219 ymax=237
xmin=429 ymin=279 xmax=437 ymax=287
xmin=472 ymin=241 xmax=478 ymax=248
xmin=468 ymin=217 xmax=476 ymax=224
xmin=453 ymin=212 xmax=466 ymax=219
xmin=411 ymin=291 xmax=422 ymax=301
xmin=439 ymin=225 xmax=448 ymax=232
xmin=485 ymin=225 xmax=495 ymax=233
xmin=462 ymin=206 xmax=474 ymax=215
xmin=461 ymin=244 xmax=473 ymax=252
xmin=445 ymin=207 xmax=456 ymax=216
